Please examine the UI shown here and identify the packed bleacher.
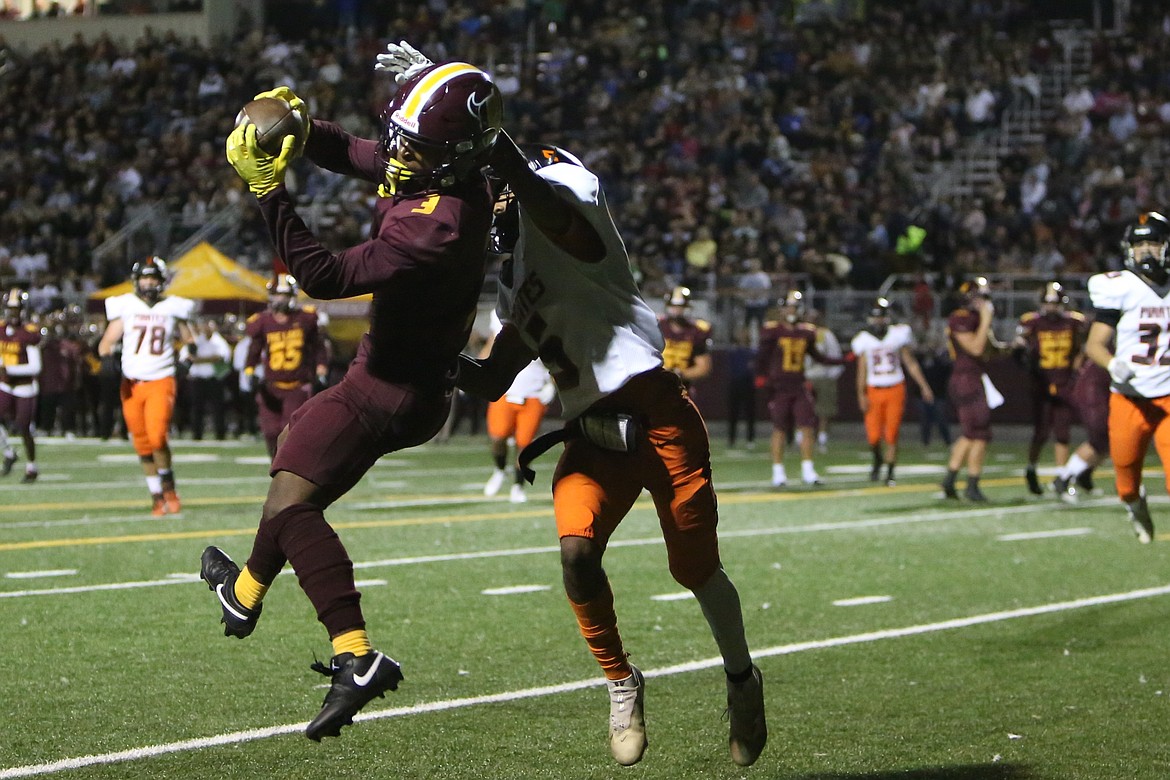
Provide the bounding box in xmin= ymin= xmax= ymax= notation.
xmin=0 ymin=0 xmax=1168 ymax=324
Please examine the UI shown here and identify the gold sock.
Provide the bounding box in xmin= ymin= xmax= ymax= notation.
xmin=332 ymin=629 xmax=373 ymax=657
xmin=232 ymin=565 xmax=269 ymax=610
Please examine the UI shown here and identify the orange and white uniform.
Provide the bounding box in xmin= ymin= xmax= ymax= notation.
xmin=485 ymin=311 xmax=552 ymax=449
xmin=105 ymin=292 xmax=195 ymax=456
xmin=1088 ymin=269 xmax=1170 ymax=501
xmin=851 ymin=323 xmax=914 ymax=446
xmin=496 ymin=152 xmax=720 ymax=588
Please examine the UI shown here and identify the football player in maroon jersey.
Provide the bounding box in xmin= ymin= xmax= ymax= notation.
xmin=1013 ymin=282 xmax=1087 ymax=495
xmin=940 ymin=277 xmax=1008 ymax=501
xmin=658 ymin=286 xmax=713 ymax=390
xmin=0 ymin=289 xmax=42 ymax=483
xmin=203 ymin=62 xmax=502 ymax=740
xmin=755 ymin=290 xmax=847 ymax=487
xmin=243 ymin=273 xmax=328 ymax=458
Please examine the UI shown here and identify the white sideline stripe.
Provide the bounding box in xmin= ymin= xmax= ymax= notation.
xmin=998 ymin=528 xmax=1094 ymax=541
xmin=651 ymin=591 xmax=695 ymax=602
xmin=0 ymin=501 xmax=1121 ymax=600
xmin=3 ymin=583 xmax=1169 ymax=779
xmin=480 ymin=585 xmax=550 ymax=595
xmin=833 ymin=595 xmax=892 ymax=606
xmin=4 ymin=570 xmax=77 ymax=579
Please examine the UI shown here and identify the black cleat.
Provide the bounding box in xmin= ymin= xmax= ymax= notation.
xmin=1025 ymin=467 xmax=1043 ymax=496
xmin=1076 ymin=469 xmax=1095 ymax=494
xmin=869 ymin=464 xmax=881 ymax=482
xmin=1 ymin=451 xmax=16 ymax=477
xmin=306 ymin=651 xmax=403 ymax=741
xmin=1053 ymin=476 xmax=1077 ymax=504
xmin=19 ymin=469 xmax=37 ymax=484
xmin=965 ymin=483 xmax=988 ymax=502
xmin=1127 ymin=492 xmax=1154 ymax=544
xmin=941 ymin=481 xmax=959 ymax=500
xmin=200 ymin=546 xmax=262 ymax=638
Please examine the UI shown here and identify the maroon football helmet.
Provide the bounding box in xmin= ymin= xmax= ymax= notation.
xmin=379 ymin=62 xmax=503 ymax=195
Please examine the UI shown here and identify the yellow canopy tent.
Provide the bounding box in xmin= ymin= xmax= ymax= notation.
xmin=89 ymin=242 xmax=271 ymax=315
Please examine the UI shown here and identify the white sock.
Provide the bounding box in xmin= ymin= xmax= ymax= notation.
xmin=1063 ymin=453 xmax=1089 ymax=479
xmin=146 ymin=475 xmax=162 ymax=495
xmin=771 ymin=463 xmax=787 ymax=483
xmin=794 ymin=430 xmax=803 ymax=444
xmin=817 ymin=431 xmax=828 ymax=445
xmin=801 ymin=459 xmax=818 ymax=479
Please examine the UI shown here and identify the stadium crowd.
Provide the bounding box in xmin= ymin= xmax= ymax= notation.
xmin=2 ymin=0 xmax=1170 ymax=316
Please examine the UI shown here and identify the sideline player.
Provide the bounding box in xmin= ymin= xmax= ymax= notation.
xmin=244 ymin=273 xmax=327 ymax=458
xmin=0 ymin=289 xmax=42 ymax=483
xmin=481 ymin=311 xmax=553 ymax=504
xmin=98 ymin=258 xmax=196 ymax=515
xmin=1013 ymin=282 xmax=1086 ymax=495
xmin=851 ymin=297 xmax=933 ymax=486
xmin=457 ymin=133 xmax=767 ymax=767
xmin=940 ymin=277 xmax=1006 ymax=502
xmin=200 ymin=63 xmax=502 ymax=740
xmin=755 ymin=290 xmax=846 ymax=487
xmin=1084 ymin=211 xmax=1170 ymax=543
xmin=658 ymin=285 xmax=713 ymax=390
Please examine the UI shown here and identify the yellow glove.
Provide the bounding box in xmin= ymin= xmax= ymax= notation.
xmin=253 ymin=85 xmax=311 ymax=145
xmin=226 ymin=123 xmax=298 ymax=197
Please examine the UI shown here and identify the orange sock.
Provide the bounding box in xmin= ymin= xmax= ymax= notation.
xmin=569 ymin=587 xmax=631 ymax=681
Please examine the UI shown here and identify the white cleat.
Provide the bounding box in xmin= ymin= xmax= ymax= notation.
xmin=727 ymin=665 xmax=767 ymax=767
xmin=483 ymin=469 xmax=507 ymax=497
xmin=608 ymin=667 xmax=647 ymax=766
xmin=509 ymin=483 xmax=527 ymax=503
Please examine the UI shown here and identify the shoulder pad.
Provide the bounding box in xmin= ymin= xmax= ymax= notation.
xmin=1020 ymin=312 xmax=1038 ymax=323
xmin=695 ymin=319 xmax=711 ymax=332
xmin=302 ymin=305 xmax=317 ymax=314
xmin=246 ymin=313 xmax=261 ymax=324
xmin=25 ymin=324 xmax=39 ymax=334
xmin=1069 ymin=311 xmax=1086 ymax=321
xmin=762 ymin=320 xmax=779 ymax=328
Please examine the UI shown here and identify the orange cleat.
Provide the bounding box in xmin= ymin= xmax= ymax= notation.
xmin=163 ymin=489 xmax=182 ymax=515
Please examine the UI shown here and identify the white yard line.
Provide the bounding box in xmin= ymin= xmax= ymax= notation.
xmin=3 ymin=583 xmax=1168 ymax=778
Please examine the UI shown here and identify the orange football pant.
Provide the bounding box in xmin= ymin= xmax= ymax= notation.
xmin=1108 ymin=392 xmax=1170 ymax=502
xmin=864 ymin=382 xmax=907 ymax=446
xmin=551 ymin=369 xmax=721 ymax=591
xmin=120 ymin=376 xmax=176 ymax=456
xmin=486 ymin=397 xmax=546 ymax=449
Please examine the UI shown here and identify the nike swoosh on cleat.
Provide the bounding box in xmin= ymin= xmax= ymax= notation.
xmin=352 ymin=652 xmax=385 ymax=687
xmin=215 ymin=583 xmax=250 ymax=622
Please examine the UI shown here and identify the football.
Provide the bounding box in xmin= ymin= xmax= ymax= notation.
xmin=235 ymin=96 xmax=306 ymax=156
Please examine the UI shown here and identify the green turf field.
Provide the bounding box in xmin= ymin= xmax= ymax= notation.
xmin=2 ymin=429 xmax=1168 ymax=779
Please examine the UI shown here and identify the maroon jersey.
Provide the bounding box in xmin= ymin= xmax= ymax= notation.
xmin=946 ymin=307 xmax=988 ymax=382
xmin=0 ymin=321 xmax=43 ymax=389
xmin=658 ymin=315 xmax=711 ymax=373
xmin=1016 ymin=310 xmax=1086 ymax=389
xmin=245 ymin=309 xmax=323 ymax=387
xmin=756 ymin=320 xmax=829 ymax=392
xmin=257 ymin=120 xmax=493 ymax=388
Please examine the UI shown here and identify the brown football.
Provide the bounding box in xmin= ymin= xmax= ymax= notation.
xmin=235 ymin=96 xmax=306 ymax=156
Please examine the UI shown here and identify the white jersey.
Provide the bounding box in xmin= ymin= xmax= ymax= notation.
xmin=851 ymin=323 xmax=914 ymax=388
xmin=105 ymin=293 xmax=196 ymax=381
xmin=488 ymin=310 xmax=551 ymax=403
xmin=1089 ymin=269 xmax=1170 ymax=399
xmin=496 ymin=157 xmax=663 ymax=419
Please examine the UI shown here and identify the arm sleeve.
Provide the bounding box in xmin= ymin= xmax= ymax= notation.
xmin=302 ymin=120 xmax=384 ymax=184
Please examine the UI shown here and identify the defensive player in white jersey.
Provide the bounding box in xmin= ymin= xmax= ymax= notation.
xmin=1085 ymin=211 xmax=1170 ymax=543
xmin=457 ymin=134 xmax=766 ymax=768
xmin=851 ymin=297 xmax=933 ymax=486
xmin=481 ymin=310 xmax=554 ymax=503
xmin=98 ymin=257 xmax=197 ymax=516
